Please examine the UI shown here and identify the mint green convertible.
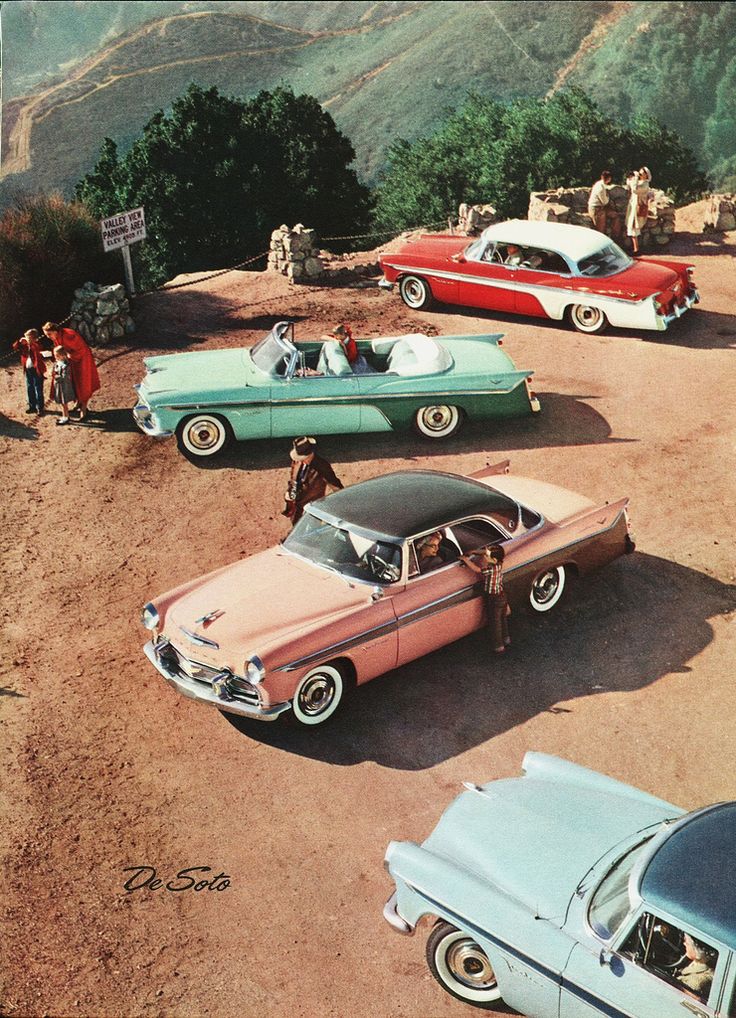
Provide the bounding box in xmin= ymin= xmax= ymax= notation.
xmin=133 ymin=321 xmax=540 ymax=458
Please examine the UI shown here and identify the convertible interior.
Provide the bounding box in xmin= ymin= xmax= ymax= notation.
xmin=282 ymin=334 xmax=453 ymax=378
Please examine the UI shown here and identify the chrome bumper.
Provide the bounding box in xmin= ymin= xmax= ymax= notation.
xmin=132 ymin=402 xmax=173 ymax=438
xmin=378 ymin=277 xmax=394 ymax=292
xmin=656 ymin=289 xmax=700 ymax=330
xmin=143 ymin=640 xmax=291 ymax=721
xmin=383 ymin=892 xmax=415 ymax=936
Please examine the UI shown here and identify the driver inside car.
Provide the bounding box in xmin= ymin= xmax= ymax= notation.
xmin=677 ymin=933 xmax=716 ymax=1001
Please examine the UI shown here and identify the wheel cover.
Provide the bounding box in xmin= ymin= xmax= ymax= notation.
xmin=417 ymin=405 xmax=459 ymax=437
xmin=401 ymin=277 xmax=426 ymax=308
xmin=572 ymin=305 xmax=604 ymax=330
xmin=530 ymin=566 xmax=564 ymax=610
xmin=291 ymin=665 xmax=345 ymax=726
xmin=444 ymin=938 xmax=496 ymax=991
xmin=184 ymin=417 xmax=225 ymax=453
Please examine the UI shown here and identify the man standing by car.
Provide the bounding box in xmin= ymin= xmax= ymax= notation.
xmin=282 ymin=436 xmax=344 ymax=526
xmin=588 ymin=170 xmax=621 ymax=239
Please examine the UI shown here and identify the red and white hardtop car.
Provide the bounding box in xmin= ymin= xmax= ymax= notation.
xmin=379 ymin=219 xmax=698 ymax=334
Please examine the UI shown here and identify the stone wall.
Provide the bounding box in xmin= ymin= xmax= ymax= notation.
xmin=702 ymin=195 xmax=736 ymax=232
xmin=457 ymin=202 xmax=498 ymax=235
xmin=268 ymin=223 xmax=324 ymax=281
xmin=528 ymin=185 xmax=676 ymax=248
xmin=68 ymin=282 xmax=135 ymax=345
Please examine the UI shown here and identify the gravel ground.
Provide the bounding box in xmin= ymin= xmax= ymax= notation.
xmin=2 ymin=219 xmax=735 ymax=1018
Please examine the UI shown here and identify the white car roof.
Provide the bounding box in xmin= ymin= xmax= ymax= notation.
xmin=481 ymin=219 xmax=608 ymax=262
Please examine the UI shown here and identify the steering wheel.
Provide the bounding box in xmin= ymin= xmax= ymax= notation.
xmin=361 ymin=552 xmax=400 ymax=583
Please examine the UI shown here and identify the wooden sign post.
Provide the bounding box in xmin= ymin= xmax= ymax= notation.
xmin=100 ymin=207 xmax=147 ymax=295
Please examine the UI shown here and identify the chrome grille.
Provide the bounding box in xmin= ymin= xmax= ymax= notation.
xmin=164 ymin=642 xmax=260 ymax=706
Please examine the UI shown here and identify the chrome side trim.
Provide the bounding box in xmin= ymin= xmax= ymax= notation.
xmin=385 ymin=262 xmax=648 ymax=307
xmin=157 ymin=382 xmax=528 ymax=413
xmin=277 ymin=583 xmax=481 ymax=673
xmin=278 ymin=617 xmax=399 ymax=672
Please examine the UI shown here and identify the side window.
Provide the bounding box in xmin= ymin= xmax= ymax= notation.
xmin=621 ymin=914 xmax=718 ymax=1005
xmin=408 ymin=543 xmax=420 ymax=579
xmin=451 ymin=518 xmax=506 ymax=553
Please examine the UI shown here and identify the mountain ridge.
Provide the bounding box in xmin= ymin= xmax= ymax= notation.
xmin=1 ymin=1 xmax=733 ymax=202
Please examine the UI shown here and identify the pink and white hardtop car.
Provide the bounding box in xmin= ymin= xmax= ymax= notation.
xmin=379 ymin=219 xmax=698 ymax=334
xmin=141 ymin=462 xmax=634 ymax=727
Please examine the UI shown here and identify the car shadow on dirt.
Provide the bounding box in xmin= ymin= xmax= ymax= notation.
xmin=223 ymin=552 xmax=736 ymax=769
xmin=181 ymin=394 xmax=631 ymax=473
xmin=431 ymin=302 xmax=735 ymax=352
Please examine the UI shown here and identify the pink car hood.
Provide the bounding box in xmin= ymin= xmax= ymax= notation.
xmin=163 ymin=547 xmax=375 ymax=662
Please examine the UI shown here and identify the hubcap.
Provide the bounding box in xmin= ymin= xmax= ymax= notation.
xmin=188 ymin=422 xmax=220 ymax=451
xmin=576 ymin=306 xmax=601 ymax=327
xmin=403 ymin=279 xmax=425 ymax=305
xmin=298 ymin=675 xmax=335 ymax=716
xmin=422 ymin=406 xmax=453 ymax=432
xmin=446 ymin=940 xmax=496 ymax=990
xmin=532 ymin=570 xmax=559 ymax=604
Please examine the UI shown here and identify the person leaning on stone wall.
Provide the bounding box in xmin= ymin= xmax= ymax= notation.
xmin=588 ymin=170 xmax=622 ymax=241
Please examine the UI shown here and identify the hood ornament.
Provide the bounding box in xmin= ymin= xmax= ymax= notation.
xmin=195 ymin=609 xmax=224 ymax=627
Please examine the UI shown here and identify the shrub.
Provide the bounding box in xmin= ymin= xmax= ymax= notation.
xmin=0 ymin=193 xmax=119 ymax=345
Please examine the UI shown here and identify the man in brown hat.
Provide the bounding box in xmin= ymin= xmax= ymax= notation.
xmin=282 ymin=436 xmax=344 ymax=525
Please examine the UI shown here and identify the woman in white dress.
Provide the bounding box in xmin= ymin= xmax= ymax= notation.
xmin=625 ymin=166 xmax=652 ymax=254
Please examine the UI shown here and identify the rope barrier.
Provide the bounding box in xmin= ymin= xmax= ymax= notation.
xmin=2 ymin=218 xmax=453 ymax=364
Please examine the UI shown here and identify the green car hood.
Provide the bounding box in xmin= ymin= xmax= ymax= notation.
xmin=420 ymin=754 xmax=679 ymax=922
xmin=139 ymin=348 xmax=261 ymax=402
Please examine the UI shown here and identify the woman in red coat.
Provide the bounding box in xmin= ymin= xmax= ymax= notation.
xmin=42 ymin=321 xmax=100 ymax=420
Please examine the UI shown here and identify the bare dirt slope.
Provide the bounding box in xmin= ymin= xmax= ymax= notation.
xmin=2 ymin=224 xmax=735 ymax=1018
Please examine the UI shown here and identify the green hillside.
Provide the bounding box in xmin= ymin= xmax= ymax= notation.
xmin=1 ymin=0 xmax=734 ymax=204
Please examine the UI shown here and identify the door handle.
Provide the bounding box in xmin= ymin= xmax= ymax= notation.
xmin=680 ymin=1000 xmax=709 ymax=1018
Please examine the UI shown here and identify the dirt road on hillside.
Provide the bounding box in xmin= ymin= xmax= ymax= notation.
xmin=2 ymin=224 xmax=735 ymax=1017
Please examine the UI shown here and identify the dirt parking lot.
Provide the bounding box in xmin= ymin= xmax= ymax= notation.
xmin=2 ymin=220 xmax=735 ymax=1017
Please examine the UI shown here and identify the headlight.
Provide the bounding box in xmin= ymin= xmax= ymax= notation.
xmin=244 ymin=655 xmax=265 ymax=684
xmin=141 ymin=603 xmax=160 ymax=631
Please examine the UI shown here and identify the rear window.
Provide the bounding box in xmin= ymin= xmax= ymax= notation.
xmin=577 ymin=243 xmax=633 ymax=277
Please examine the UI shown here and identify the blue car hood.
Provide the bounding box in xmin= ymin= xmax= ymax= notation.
xmin=421 ymin=759 xmax=678 ymax=922
xmin=139 ymin=348 xmax=255 ymax=400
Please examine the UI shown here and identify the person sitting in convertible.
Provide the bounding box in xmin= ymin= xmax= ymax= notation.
xmin=322 ymin=324 xmax=371 ymax=374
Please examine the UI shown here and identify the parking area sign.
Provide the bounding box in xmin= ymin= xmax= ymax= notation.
xmin=101 ymin=207 xmax=146 ymax=252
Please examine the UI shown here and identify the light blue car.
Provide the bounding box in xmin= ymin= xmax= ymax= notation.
xmin=133 ymin=321 xmax=540 ymax=458
xmin=384 ymin=753 xmax=736 ymax=1016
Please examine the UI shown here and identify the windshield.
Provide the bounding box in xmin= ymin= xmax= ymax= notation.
xmin=577 ymin=242 xmax=633 ymax=277
xmin=250 ymin=324 xmax=295 ymax=375
xmin=588 ymin=835 xmax=654 ymax=940
xmin=284 ymin=513 xmax=402 ymax=585
xmin=463 ymin=237 xmax=486 ymax=262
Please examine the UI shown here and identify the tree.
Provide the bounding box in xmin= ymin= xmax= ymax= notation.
xmin=375 ymin=88 xmax=708 ymax=230
xmin=0 ymin=193 xmax=118 ymax=342
xmin=76 ymin=85 xmax=372 ymax=289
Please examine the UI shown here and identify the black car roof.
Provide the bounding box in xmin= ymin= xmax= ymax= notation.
xmin=641 ymin=802 xmax=736 ymax=949
xmin=313 ymin=470 xmax=516 ymax=540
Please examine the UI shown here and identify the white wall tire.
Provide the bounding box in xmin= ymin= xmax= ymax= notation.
xmin=426 ymin=922 xmax=501 ymax=1008
xmin=290 ymin=664 xmax=344 ymax=726
xmin=414 ymin=405 xmax=462 ymax=439
xmin=177 ymin=414 xmax=231 ymax=458
xmin=569 ymin=304 xmax=608 ymax=334
xmin=529 ymin=565 xmax=566 ymax=612
xmin=399 ymin=275 xmax=433 ymax=310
